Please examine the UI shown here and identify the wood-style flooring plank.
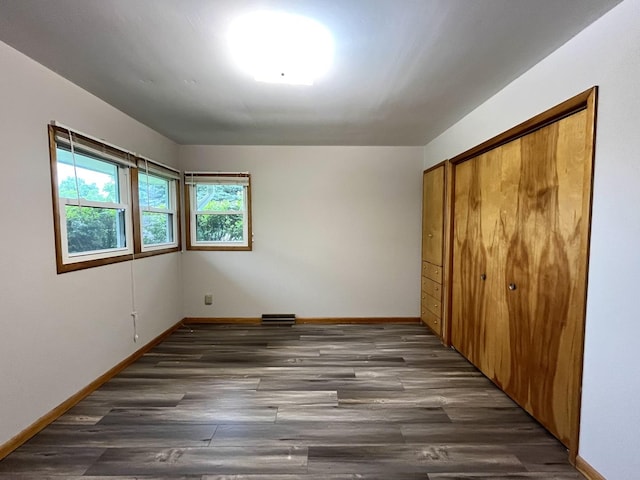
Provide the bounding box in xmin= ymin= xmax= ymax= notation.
xmin=98 ymin=407 xmax=277 ymax=424
xmin=24 ymin=424 xmax=218 ymax=448
xmin=338 ymin=387 xmax=517 ymax=407
xmin=401 ymin=423 xmax=557 ymax=445
xmin=257 ymin=377 xmax=405 ymax=391
xmin=0 ymin=446 xmax=105 ymax=475
xmin=84 ymin=446 xmax=309 ymax=476
xmin=306 ymin=444 xmax=525 ymax=474
xmin=275 ymin=406 xmax=450 ymax=423
xmin=210 ymin=422 xmax=405 ymax=447
xmin=180 ymin=390 xmax=338 ymax=408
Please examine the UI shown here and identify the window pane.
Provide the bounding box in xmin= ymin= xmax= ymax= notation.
xmin=65 ymin=206 xmax=126 ymax=254
xmin=142 ymin=212 xmax=173 ymax=246
xmin=57 ymin=147 xmax=119 ymax=202
xmin=139 ymin=173 xmax=170 ymax=209
xmin=196 ymin=214 xmax=244 ymax=242
xmin=196 ymin=184 xmax=243 ymax=212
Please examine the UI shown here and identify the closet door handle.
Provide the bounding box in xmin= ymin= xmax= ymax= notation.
xmin=480 ymin=273 xmax=487 ymax=281
xmin=508 ymin=283 xmax=517 ymax=291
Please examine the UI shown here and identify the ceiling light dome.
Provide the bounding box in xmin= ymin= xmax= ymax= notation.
xmin=228 ymin=11 xmax=334 ymax=86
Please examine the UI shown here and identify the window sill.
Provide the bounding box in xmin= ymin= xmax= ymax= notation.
xmin=186 ymin=245 xmax=252 ymax=252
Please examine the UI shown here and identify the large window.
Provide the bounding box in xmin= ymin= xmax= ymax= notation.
xmin=49 ymin=125 xmax=181 ymax=272
xmin=185 ymin=173 xmax=252 ymax=250
xmin=51 ymin=127 xmax=134 ymax=272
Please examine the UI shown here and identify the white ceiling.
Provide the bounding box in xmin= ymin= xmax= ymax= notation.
xmin=0 ymin=0 xmax=622 ymax=145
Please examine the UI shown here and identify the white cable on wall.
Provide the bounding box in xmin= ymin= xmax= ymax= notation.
xmin=129 ymin=153 xmax=139 ymax=343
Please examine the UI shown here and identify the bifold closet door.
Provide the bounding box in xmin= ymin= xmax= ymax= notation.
xmin=451 ymin=106 xmax=592 ymax=448
xmin=451 ymin=148 xmax=507 ymax=378
xmin=502 ymin=109 xmax=590 ymax=446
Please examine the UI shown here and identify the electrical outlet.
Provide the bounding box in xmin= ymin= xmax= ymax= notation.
xmin=204 ymin=294 xmax=213 ymax=305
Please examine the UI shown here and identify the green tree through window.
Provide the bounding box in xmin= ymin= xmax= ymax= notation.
xmin=58 ymin=168 xmax=125 ymax=254
xmin=195 ymin=184 xmax=244 ymax=242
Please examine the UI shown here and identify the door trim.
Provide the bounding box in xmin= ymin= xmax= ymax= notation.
xmin=449 ymin=87 xmax=597 ymax=166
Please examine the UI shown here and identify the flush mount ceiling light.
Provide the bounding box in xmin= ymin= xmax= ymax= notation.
xmin=228 ymin=11 xmax=334 ymax=86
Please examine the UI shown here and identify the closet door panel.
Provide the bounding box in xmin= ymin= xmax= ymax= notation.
xmin=451 ymin=150 xmax=502 ymax=375
xmin=451 ymin=159 xmax=480 ymax=364
xmin=503 ymin=110 xmax=589 ymax=446
xmin=452 ymin=160 xmax=476 ymax=363
xmin=551 ymin=110 xmax=591 ymax=447
xmin=489 ymin=139 xmax=521 ymax=389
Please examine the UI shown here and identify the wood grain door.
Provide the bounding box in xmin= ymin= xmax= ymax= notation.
xmin=501 ymin=109 xmax=591 ymax=446
xmin=422 ymin=166 xmax=444 ymax=265
xmin=451 ymin=148 xmax=503 ymax=374
xmin=451 ymin=99 xmax=594 ymax=450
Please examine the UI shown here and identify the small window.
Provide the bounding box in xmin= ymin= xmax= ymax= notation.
xmin=185 ymin=173 xmax=252 ymax=250
xmin=50 ymin=126 xmax=134 ymax=272
xmin=134 ymin=160 xmax=180 ymax=255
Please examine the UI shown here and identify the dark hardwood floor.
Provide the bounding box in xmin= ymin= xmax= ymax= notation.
xmin=0 ymin=323 xmax=585 ymax=479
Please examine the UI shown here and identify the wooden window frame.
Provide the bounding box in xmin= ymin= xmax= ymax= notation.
xmin=49 ymin=124 xmax=182 ymax=273
xmin=131 ymin=168 xmax=182 ymax=259
xmin=184 ymin=173 xmax=253 ymax=251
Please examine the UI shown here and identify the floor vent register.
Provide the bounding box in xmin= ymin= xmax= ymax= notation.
xmin=261 ymin=313 xmax=296 ymax=326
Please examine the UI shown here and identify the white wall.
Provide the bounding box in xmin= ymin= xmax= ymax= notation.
xmin=423 ymin=0 xmax=640 ymax=477
xmin=180 ymin=146 xmax=423 ymax=318
xmin=0 ymin=41 xmax=182 ymax=446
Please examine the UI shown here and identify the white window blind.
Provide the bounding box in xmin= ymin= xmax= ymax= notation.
xmin=137 ymin=157 xmax=181 ymax=180
xmin=184 ymin=172 xmax=250 ymax=185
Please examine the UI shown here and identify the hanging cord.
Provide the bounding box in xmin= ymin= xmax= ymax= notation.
xmin=130 ymin=256 xmax=138 ymax=344
xmin=67 ymin=129 xmax=81 ymax=206
xmin=144 ymin=159 xmax=151 ymax=209
xmin=129 ymin=153 xmax=139 ymax=343
xmin=190 ymin=171 xmax=195 ymax=212
xmin=130 ymin=160 xmax=153 ymax=342
xmin=190 ymin=172 xmax=197 ymax=334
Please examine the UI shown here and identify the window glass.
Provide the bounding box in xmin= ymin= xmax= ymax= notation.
xmin=139 ymin=172 xmax=169 ymax=209
xmin=142 ymin=211 xmax=174 ymax=246
xmin=196 ymin=213 xmax=244 ymax=242
xmin=196 ymin=184 xmax=244 ymax=211
xmin=55 ymin=146 xmax=129 ymax=259
xmin=65 ymin=206 xmax=127 ymax=254
xmin=57 ymin=148 xmax=118 ymax=203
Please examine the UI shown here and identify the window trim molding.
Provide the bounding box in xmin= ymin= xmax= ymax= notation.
xmin=184 ymin=173 xmax=252 ymax=251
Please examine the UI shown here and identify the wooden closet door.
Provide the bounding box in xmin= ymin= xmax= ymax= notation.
xmin=422 ymin=166 xmax=444 ymax=265
xmin=451 ymin=149 xmax=503 ymax=375
xmin=449 ymin=88 xmax=596 ymax=456
xmin=502 ymin=109 xmax=590 ymax=446
xmin=453 ymin=108 xmax=591 ymax=447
